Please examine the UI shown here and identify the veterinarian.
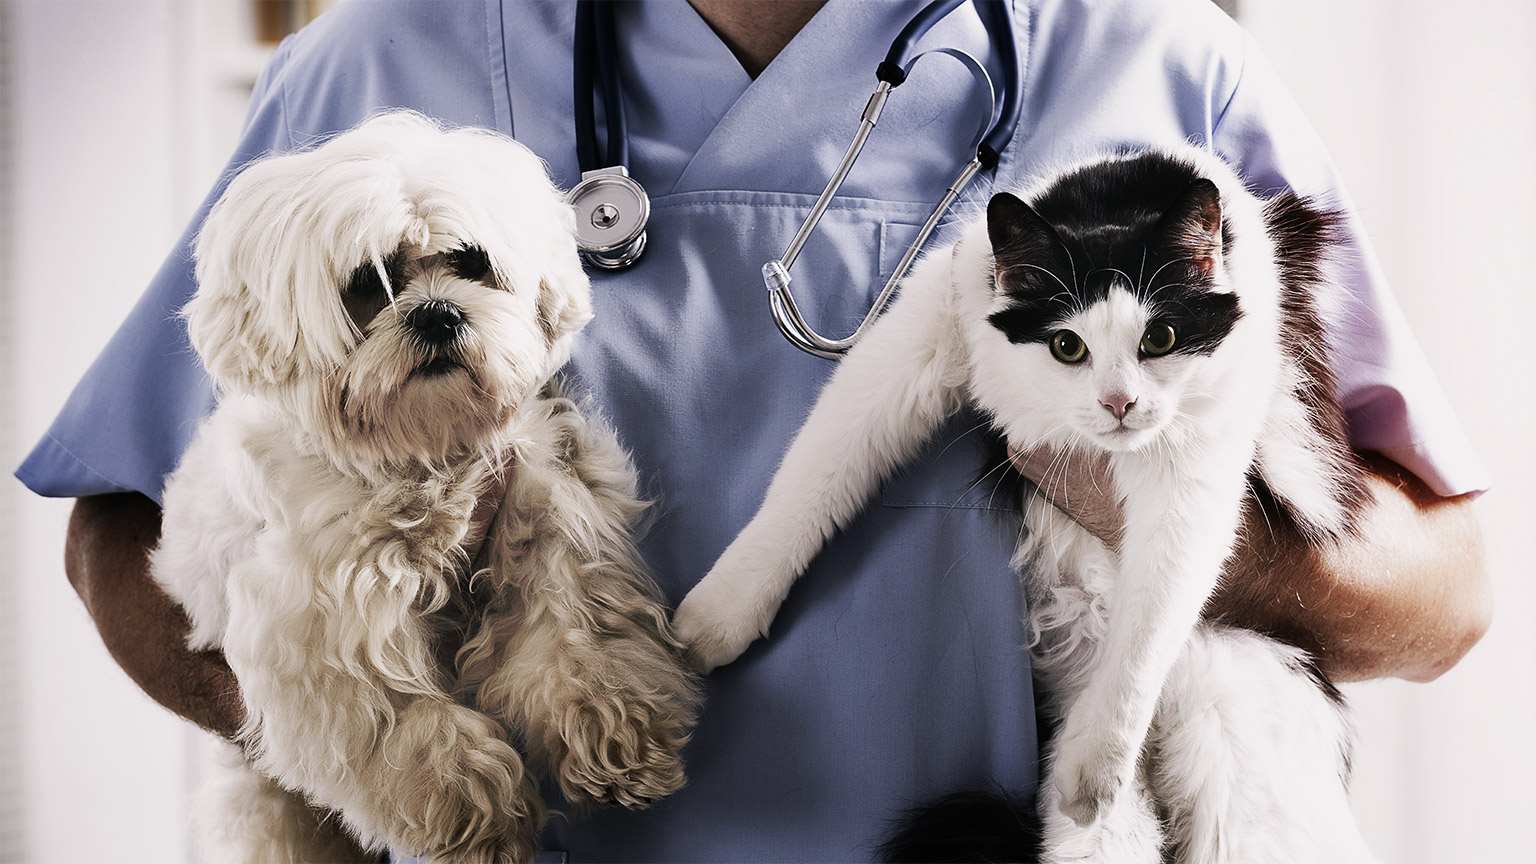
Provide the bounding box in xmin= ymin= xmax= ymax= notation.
xmin=22 ymin=1 xmax=1491 ymax=860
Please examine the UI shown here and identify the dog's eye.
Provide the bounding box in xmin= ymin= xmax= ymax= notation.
xmin=447 ymin=246 xmax=491 ymax=281
xmin=345 ymin=264 xmax=386 ymax=300
xmin=343 ymin=258 xmax=396 ymax=331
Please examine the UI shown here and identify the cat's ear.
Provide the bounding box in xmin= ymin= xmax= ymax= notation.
xmin=987 ymin=192 xmax=1071 ymax=295
xmin=1156 ymin=178 xmax=1224 ymax=280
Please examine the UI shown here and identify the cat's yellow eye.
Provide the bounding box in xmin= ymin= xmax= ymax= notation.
xmin=1050 ymin=330 xmax=1088 ymax=364
xmin=1141 ymin=322 xmax=1177 ymax=357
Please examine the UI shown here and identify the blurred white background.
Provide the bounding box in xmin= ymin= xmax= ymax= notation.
xmin=1 ymin=1 xmax=1531 ymax=862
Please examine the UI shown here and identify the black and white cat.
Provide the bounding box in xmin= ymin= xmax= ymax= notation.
xmin=673 ymin=146 xmax=1381 ymax=862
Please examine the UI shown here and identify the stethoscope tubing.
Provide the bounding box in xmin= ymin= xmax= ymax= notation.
xmin=574 ymin=0 xmax=628 ymax=174
xmin=570 ymin=0 xmax=649 ymax=269
xmin=572 ymin=0 xmax=1023 ymax=352
xmin=777 ymin=80 xmax=896 ymax=275
xmin=768 ymin=0 xmax=1021 ymax=357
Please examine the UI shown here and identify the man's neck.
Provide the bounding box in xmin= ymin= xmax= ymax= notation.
xmin=688 ymin=0 xmax=829 ymax=78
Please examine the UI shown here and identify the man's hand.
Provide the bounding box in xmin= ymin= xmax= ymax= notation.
xmin=1009 ymin=444 xmax=1492 ymax=683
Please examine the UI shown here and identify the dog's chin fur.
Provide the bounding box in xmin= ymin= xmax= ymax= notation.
xmin=153 ymin=112 xmax=700 ymax=864
xmin=300 ymin=270 xmax=557 ymax=476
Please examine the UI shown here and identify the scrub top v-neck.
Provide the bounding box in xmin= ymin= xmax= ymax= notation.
xmin=502 ymin=8 xmax=1041 ymax=857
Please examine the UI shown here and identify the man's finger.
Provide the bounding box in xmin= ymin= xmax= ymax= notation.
xmin=1006 ymin=443 xmax=1125 ymax=544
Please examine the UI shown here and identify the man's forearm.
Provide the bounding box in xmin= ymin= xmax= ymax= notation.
xmin=1011 ymin=447 xmax=1492 ymax=682
xmin=1207 ymin=454 xmax=1491 ymax=682
xmin=65 ymin=492 xmax=244 ymax=738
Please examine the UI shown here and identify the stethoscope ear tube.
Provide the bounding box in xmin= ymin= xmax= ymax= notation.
xmin=764 ymin=38 xmax=1002 ymax=359
xmin=975 ymin=0 xmax=1022 ymax=164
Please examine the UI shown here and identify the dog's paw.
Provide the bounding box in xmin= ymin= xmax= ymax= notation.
xmin=555 ymin=695 xmax=692 ymax=810
xmin=1049 ymin=714 xmax=1134 ymax=828
xmin=381 ymin=702 xmax=543 ymax=864
xmin=671 ymin=571 xmax=776 ymax=672
xmin=512 ymin=610 xmax=701 ymax=812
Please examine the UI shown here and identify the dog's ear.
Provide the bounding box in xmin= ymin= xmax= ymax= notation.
xmin=537 ymin=247 xmax=594 ymax=346
xmin=451 ymin=127 xmax=594 ymax=347
xmin=185 ymin=162 xmax=312 ymax=393
xmin=186 ymin=128 xmax=415 ymax=393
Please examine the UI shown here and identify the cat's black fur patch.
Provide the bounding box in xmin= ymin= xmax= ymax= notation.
xmin=1261 ymin=192 xmax=1372 ymax=538
xmin=1283 ymin=649 xmax=1346 ymax=712
xmin=1224 ymin=485 xmax=1351 ymax=713
xmin=987 ymin=152 xmax=1242 ymax=358
xmin=1279 ymin=649 xmax=1355 ymax=786
xmin=878 ymin=788 xmax=1042 ymax=864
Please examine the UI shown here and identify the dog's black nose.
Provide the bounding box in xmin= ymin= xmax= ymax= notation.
xmin=406 ymin=300 xmax=465 ymax=345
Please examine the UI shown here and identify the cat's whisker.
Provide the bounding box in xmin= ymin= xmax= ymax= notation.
xmin=1047 ymin=434 xmax=1096 ymax=554
xmin=1143 ymin=253 xmax=1198 ymax=289
xmin=1141 ymin=280 xmax=1193 ymax=307
xmin=1246 ymin=481 xmax=1277 ymax=543
xmin=1063 ymin=246 xmax=1082 ymax=311
xmin=950 ymin=455 xmax=1017 ymax=516
xmin=1038 ymin=436 xmax=1082 ymax=534
xmin=933 ymin=418 xmax=997 ymax=462
xmin=1010 ymin=262 xmax=1072 ymax=296
xmin=1100 ymin=267 xmax=1136 ymax=294
xmin=984 ymin=464 xmax=1020 ymax=512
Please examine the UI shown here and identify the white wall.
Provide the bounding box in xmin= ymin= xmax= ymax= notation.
xmin=3 ymin=1 xmax=1532 ymax=862
xmin=1242 ymin=3 xmax=1536 ymax=862
xmin=8 ymin=5 xmax=191 ymax=862
xmin=4 ymin=3 xmax=262 ymax=862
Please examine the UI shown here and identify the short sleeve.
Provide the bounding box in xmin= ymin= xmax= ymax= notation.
xmin=1213 ymin=33 xmax=1489 ymax=498
xmin=15 ymin=0 xmax=507 ymax=504
xmin=14 ymin=37 xmax=301 ymax=503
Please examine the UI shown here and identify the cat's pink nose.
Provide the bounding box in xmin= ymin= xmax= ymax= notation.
xmin=1101 ymin=394 xmax=1136 ymax=421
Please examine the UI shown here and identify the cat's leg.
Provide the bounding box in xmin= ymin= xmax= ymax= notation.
xmin=1036 ymin=769 xmax=1162 ymax=864
xmin=1148 ymin=625 xmax=1379 ymax=864
xmin=673 ymin=250 xmax=967 ymax=670
xmin=224 ymin=534 xmax=541 ymax=864
xmin=463 ymin=401 xmax=701 ymax=810
xmin=1049 ymin=454 xmax=1254 ymax=827
xmin=1018 ymin=500 xmax=1162 ymax=863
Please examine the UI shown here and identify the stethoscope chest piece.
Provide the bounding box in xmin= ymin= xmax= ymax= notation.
xmin=568 ymin=165 xmax=650 ymax=270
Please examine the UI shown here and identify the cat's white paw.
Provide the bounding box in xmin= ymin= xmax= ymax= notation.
xmin=672 ymin=570 xmax=777 ymax=672
xmin=1050 ymin=714 xmax=1135 ymax=828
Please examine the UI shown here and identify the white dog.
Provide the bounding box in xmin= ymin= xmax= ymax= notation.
xmin=152 ymin=112 xmax=700 ymax=864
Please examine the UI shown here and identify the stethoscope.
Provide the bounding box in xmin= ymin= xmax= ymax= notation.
xmin=567 ymin=0 xmax=1023 ymax=358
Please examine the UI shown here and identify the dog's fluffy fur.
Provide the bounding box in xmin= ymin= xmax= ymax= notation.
xmin=152 ymin=112 xmax=700 ymax=863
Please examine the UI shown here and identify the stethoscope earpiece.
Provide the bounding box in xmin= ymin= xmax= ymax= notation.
xmin=568 ymin=165 xmax=650 ymax=270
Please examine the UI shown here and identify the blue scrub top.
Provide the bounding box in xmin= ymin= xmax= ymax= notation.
xmin=17 ymin=1 xmax=1485 ymax=860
